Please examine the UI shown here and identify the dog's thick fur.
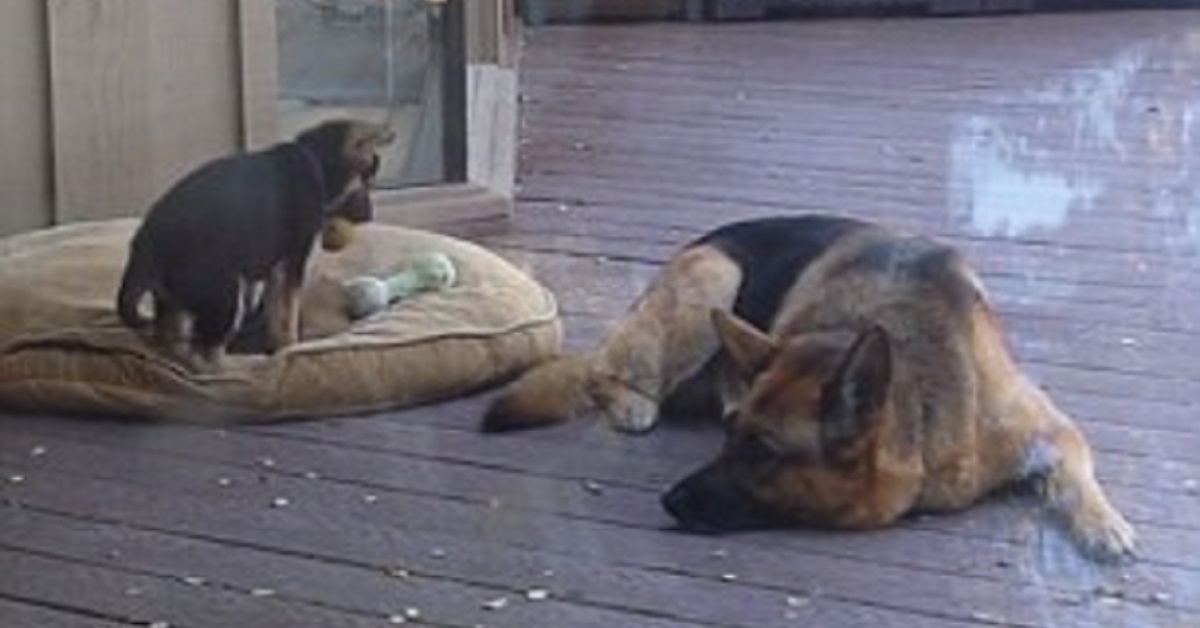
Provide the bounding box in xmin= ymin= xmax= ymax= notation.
xmin=116 ymin=120 xmax=393 ymax=370
xmin=483 ymin=215 xmax=1135 ymax=561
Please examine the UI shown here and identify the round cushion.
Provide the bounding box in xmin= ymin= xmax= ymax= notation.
xmin=0 ymin=219 xmax=561 ymax=422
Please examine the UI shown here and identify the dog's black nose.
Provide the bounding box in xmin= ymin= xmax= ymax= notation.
xmin=661 ymin=484 xmax=719 ymax=533
xmin=661 ymin=484 xmax=727 ymax=534
xmin=662 ymin=468 xmax=780 ymax=533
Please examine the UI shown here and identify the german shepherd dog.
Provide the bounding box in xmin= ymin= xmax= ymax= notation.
xmin=116 ymin=120 xmax=394 ymax=371
xmin=483 ymin=215 xmax=1136 ymax=562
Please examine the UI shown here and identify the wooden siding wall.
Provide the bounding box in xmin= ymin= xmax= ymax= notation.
xmin=0 ymin=1 xmax=250 ymax=236
xmin=48 ymin=0 xmax=242 ymax=225
xmin=0 ymin=0 xmax=53 ymax=236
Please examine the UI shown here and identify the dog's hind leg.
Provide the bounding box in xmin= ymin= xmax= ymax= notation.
xmin=189 ymin=279 xmax=245 ymax=373
xmin=151 ymin=296 xmax=190 ymax=358
xmin=593 ymin=245 xmax=743 ymax=432
xmin=264 ymin=263 xmax=302 ymax=354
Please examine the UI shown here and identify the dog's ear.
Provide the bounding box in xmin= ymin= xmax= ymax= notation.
xmin=347 ymin=123 xmax=396 ymax=153
xmin=820 ymin=325 xmax=892 ymax=456
xmin=364 ymin=154 xmax=381 ymax=182
xmin=296 ymin=121 xmax=344 ymax=158
xmin=367 ymin=125 xmax=396 ymax=147
xmin=712 ymin=309 xmax=776 ymax=380
xmin=298 ymin=120 xmax=393 ymax=162
xmin=341 ymin=123 xmax=394 ymax=176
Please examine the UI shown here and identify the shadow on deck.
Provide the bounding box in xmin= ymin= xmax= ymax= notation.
xmin=2 ymin=9 xmax=1199 ymax=628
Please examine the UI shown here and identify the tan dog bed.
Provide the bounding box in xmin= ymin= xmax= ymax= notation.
xmin=0 ymin=220 xmax=561 ymax=422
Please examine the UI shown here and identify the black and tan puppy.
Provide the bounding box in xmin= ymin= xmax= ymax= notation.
xmin=483 ymin=215 xmax=1135 ymax=562
xmin=116 ymin=119 xmax=394 ymax=371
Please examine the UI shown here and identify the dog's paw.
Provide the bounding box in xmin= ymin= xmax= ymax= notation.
xmin=603 ymin=392 xmax=660 ymax=434
xmin=585 ymin=372 xmax=661 ymax=434
xmin=188 ymin=354 xmax=225 ymax=376
xmin=1070 ymin=504 xmax=1137 ymax=563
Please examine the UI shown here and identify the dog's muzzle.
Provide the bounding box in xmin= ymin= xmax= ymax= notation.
xmin=661 ymin=463 xmax=784 ymax=533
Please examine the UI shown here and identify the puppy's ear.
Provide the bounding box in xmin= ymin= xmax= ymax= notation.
xmin=348 ymin=123 xmax=396 ymax=151
xmin=712 ymin=309 xmax=776 ymax=380
xmin=339 ymin=123 xmax=394 ymax=175
xmin=296 ymin=121 xmax=345 ymax=156
xmin=364 ymin=154 xmax=381 ymax=182
xmin=368 ymin=125 xmax=397 ymax=147
xmin=820 ymin=325 xmax=892 ymax=456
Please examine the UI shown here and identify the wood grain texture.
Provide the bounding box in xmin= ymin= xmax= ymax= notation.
xmin=47 ymin=0 xmax=155 ymax=221
xmin=0 ymin=0 xmax=52 ymax=236
xmin=237 ymin=0 xmax=281 ymax=150
xmin=47 ymin=0 xmax=241 ymax=222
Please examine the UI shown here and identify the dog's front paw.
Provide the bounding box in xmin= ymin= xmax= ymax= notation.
xmin=585 ymin=373 xmax=661 ymax=434
xmin=603 ymin=391 xmax=660 ymax=434
xmin=1069 ymin=503 xmax=1137 ymax=563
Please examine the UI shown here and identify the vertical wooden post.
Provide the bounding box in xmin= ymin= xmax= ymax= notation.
xmin=237 ymin=0 xmax=280 ymax=150
xmin=0 ymin=0 xmax=54 ymax=235
xmin=443 ymin=0 xmax=469 ymax=183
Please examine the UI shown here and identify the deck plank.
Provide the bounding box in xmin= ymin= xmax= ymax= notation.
xmin=0 ymin=457 xmax=993 ymax=628
xmin=0 ymin=596 xmax=136 ymax=628
xmin=2 ymin=457 xmax=1194 ymax=628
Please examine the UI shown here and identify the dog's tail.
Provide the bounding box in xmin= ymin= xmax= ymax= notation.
xmin=116 ymin=245 xmax=157 ymax=330
xmin=481 ymin=353 xmax=596 ymax=432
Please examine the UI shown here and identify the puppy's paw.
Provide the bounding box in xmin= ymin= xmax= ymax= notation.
xmin=188 ymin=351 xmax=225 ymax=376
xmin=1069 ymin=503 xmax=1137 ymax=563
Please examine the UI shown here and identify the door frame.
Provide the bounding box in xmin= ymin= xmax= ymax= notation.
xmin=237 ymin=0 xmax=518 ymax=233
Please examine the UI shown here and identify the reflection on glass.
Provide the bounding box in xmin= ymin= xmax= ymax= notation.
xmin=276 ymin=0 xmax=448 ymax=187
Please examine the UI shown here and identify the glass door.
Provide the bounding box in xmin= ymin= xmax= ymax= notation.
xmin=275 ymin=0 xmax=466 ymax=188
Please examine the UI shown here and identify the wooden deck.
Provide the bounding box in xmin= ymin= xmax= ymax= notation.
xmin=4 ymin=9 xmax=1200 ymax=628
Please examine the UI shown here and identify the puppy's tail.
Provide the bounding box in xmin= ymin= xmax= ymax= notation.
xmin=116 ymin=246 xmax=156 ymax=330
xmin=481 ymin=353 xmax=596 ymax=433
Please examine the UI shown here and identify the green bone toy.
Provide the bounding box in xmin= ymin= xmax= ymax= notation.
xmin=343 ymin=252 xmax=457 ymax=319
